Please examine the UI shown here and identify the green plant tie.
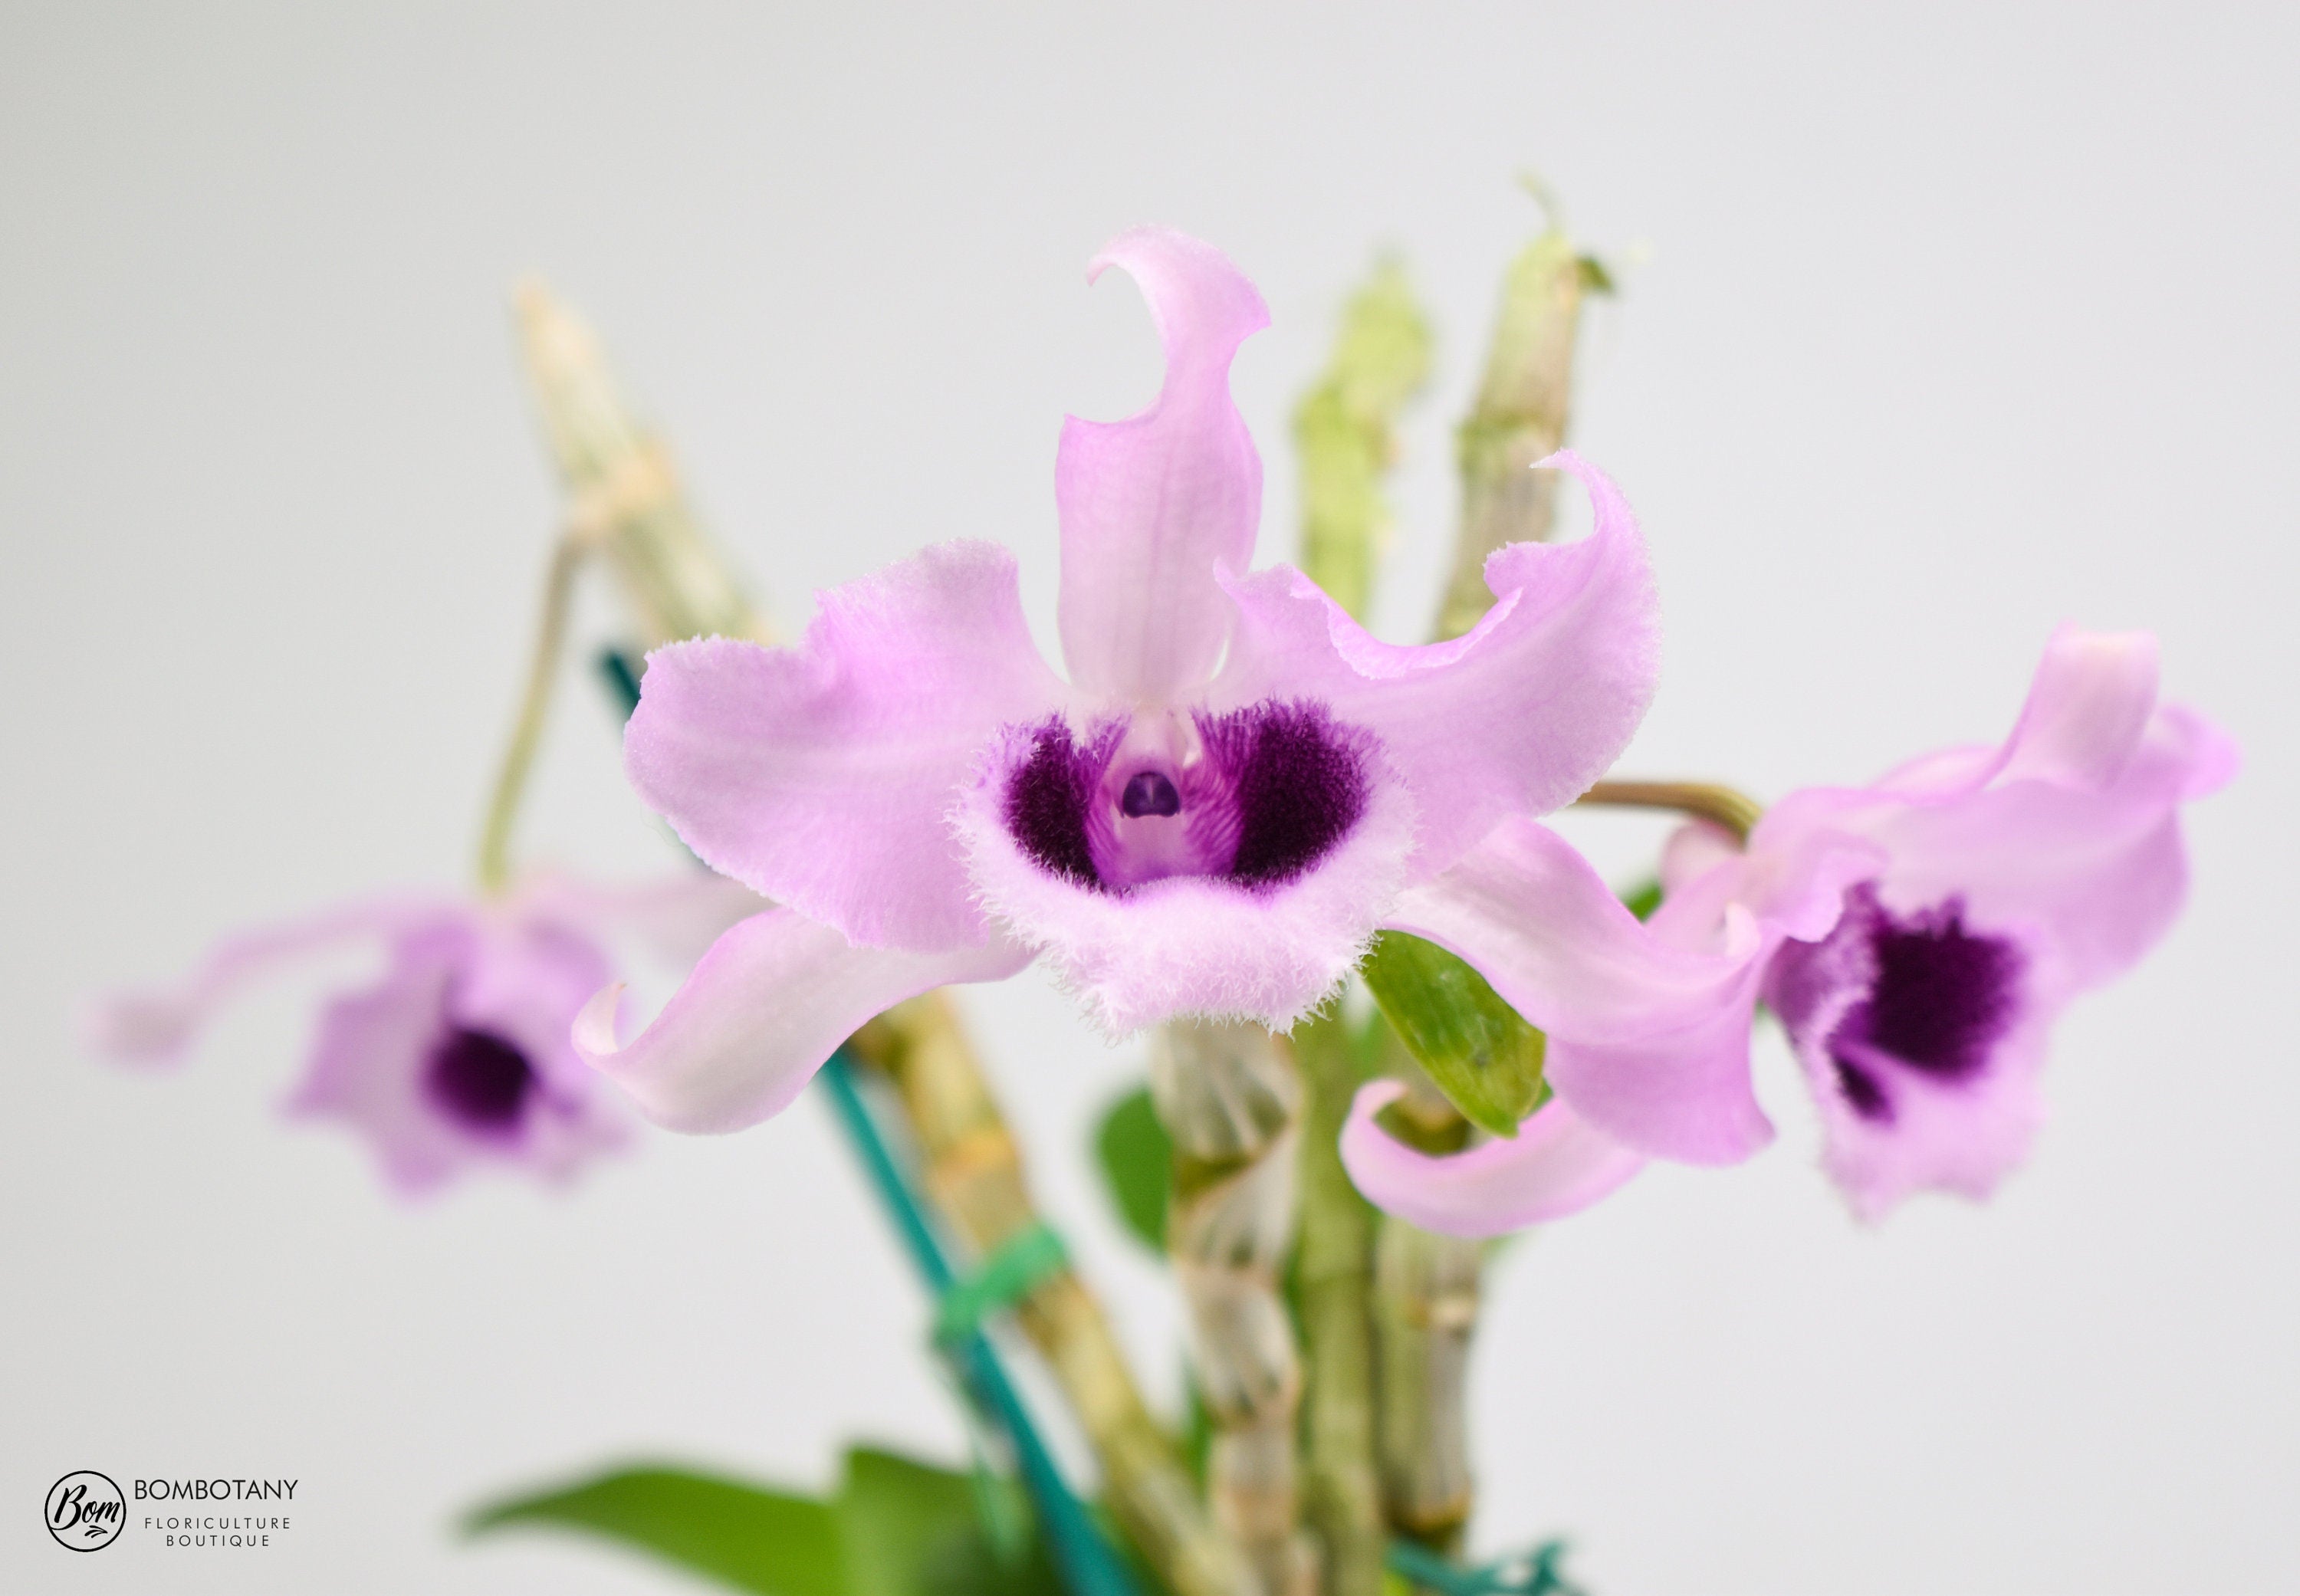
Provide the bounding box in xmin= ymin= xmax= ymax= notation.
xmin=932 ymin=1222 xmax=1070 ymax=1348
xmin=1385 ymin=1537 xmax=1585 ymax=1596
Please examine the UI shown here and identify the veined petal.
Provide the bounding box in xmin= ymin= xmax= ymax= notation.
xmin=1214 ymin=452 xmax=1658 ymax=876
xmin=1339 ymin=1079 xmax=1644 ymax=1236
xmin=577 ymin=908 xmax=1033 ymax=1133
xmin=623 ymin=542 xmax=1066 ymax=953
xmin=1056 ymin=228 xmax=1268 ymax=702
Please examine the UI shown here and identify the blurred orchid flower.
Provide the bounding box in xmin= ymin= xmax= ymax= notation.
xmin=1345 ymin=626 xmax=2234 ymax=1232
xmin=1753 ymin=626 xmax=2236 ymax=1217
xmin=90 ymin=874 xmax=760 ymax=1196
xmin=582 ymin=226 xmax=1660 ymax=1133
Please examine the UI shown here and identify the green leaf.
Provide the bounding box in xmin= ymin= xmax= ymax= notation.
xmin=840 ymin=1449 xmax=975 ymax=1596
xmin=467 ymin=1449 xmax=1070 ymax=1596
xmin=840 ymin=1448 xmax=1059 ymax=1596
xmin=1092 ymin=1085 xmax=1172 ymax=1252
xmin=1618 ymin=875 xmax=1663 ymax=921
xmin=1359 ymin=931 xmax=1547 ymax=1138
xmin=465 ymin=1464 xmax=846 ymax=1595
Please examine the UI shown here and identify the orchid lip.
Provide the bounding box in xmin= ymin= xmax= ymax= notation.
xmin=1000 ymin=700 xmax=1372 ymax=898
xmin=422 ymin=1024 xmax=539 ymax=1136
xmin=1791 ymin=886 xmax=2027 ymax=1125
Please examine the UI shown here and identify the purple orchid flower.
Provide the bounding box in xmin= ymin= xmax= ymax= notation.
xmin=90 ymin=874 xmax=758 ymax=1196
xmin=577 ymin=227 xmax=1660 ymax=1133
xmin=1340 ymin=626 xmax=2234 ymax=1232
xmin=1753 ymin=626 xmax=2236 ymax=1217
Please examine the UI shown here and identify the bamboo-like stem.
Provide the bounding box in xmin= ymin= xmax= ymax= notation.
xmin=849 ymin=997 xmax=1261 ymax=1596
xmin=1434 ymin=218 xmax=1592 ymax=642
xmin=1372 ymin=1219 xmax=1481 ymax=1551
xmin=514 ymin=281 xmax=758 ymax=649
xmin=1292 ymin=1013 xmax=1385 ymax=1596
xmin=1576 ymin=779 xmax=1763 ymax=843
xmin=1374 ymin=202 xmax=1598 ymax=1571
xmin=1155 ymin=1020 xmax=1314 ymax=1596
xmin=1290 ymin=257 xmax=1434 ymax=1596
xmin=475 ymin=534 xmax=584 ymax=894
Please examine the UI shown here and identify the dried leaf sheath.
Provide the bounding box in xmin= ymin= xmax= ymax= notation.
xmin=514 ymin=281 xmax=758 ymax=649
xmin=1154 ymin=1020 xmax=1316 ymax=1596
xmin=849 ymin=996 xmax=1260 ymax=1596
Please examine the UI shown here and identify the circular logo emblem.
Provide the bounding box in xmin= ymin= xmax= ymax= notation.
xmin=45 ymin=1472 xmax=124 ymax=1551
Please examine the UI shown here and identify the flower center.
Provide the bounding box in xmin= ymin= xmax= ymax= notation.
xmin=1000 ymin=701 xmax=1371 ymax=895
xmin=423 ymin=1026 xmax=537 ymax=1135
xmin=1822 ymin=888 xmax=2024 ymax=1123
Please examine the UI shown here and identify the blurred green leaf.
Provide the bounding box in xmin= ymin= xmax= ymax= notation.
xmin=1360 ymin=932 xmax=1547 ymax=1138
xmin=841 ymin=1448 xmax=1059 ymax=1596
xmin=465 ymin=1464 xmax=846 ymax=1595
xmin=1294 ymin=258 xmax=1433 ymax=622
xmin=841 ymin=1449 xmax=978 ymax=1596
xmin=467 ymin=1448 xmax=1067 ymax=1596
xmin=1093 ymin=1085 xmax=1172 ymax=1252
xmin=1618 ymin=876 xmax=1663 ymax=921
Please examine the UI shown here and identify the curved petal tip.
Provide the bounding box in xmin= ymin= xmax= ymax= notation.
xmin=1339 ymin=1078 xmax=1644 ymax=1237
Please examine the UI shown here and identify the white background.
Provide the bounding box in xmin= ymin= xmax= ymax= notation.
xmin=5 ymin=5 xmax=2295 ymax=1592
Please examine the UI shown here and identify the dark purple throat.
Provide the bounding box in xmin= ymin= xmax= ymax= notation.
xmin=1001 ymin=701 xmax=1369 ymax=894
xmin=1825 ymin=888 xmax=2024 ymax=1123
xmin=423 ymin=1026 xmax=537 ymax=1135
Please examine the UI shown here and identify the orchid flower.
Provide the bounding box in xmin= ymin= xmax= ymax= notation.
xmin=579 ymin=227 xmax=1660 ymax=1134
xmin=1340 ymin=626 xmax=2234 ymax=1231
xmin=1753 ymin=626 xmax=2236 ymax=1217
xmin=90 ymin=874 xmax=759 ymax=1196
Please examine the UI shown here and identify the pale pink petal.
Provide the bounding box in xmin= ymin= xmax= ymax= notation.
xmin=1339 ymin=1080 xmax=1644 ymax=1236
xmin=1769 ymin=918 xmax=2055 ymax=1223
xmin=1658 ymin=819 xmax=1740 ymax=896
xmin=84 ymin=895 xmax=446 ymax=1066
xmin=623 ymin=542 xmax=1066 ymax=953
xmin=1758 ymin=634 xmax=2239 ymax=998
xmin=1989 ymin=626 xmax=2160 ymax=790
xmin=1214 ymin=452 xmax=1658 ymax=876
xmin=285 ymin=915 xmax=629 ymax=1197
xmin=514 ymin=870 xmax=768 ymax=968
xmin=1385 ymin=817 xmax=1878 ymax=1164
xmin=1386 ymin=818 xmax=1759 ymax=1043
xmin=954 ymin=721 xmax=1416 ymax=1033
xmin=1056 ymin=228 xmax=1268 ymax=703
xmin=287 ymin=942 xmax=470 ymax=1194
xmin=577 ymin=908 xmax=1033 ymax=1133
